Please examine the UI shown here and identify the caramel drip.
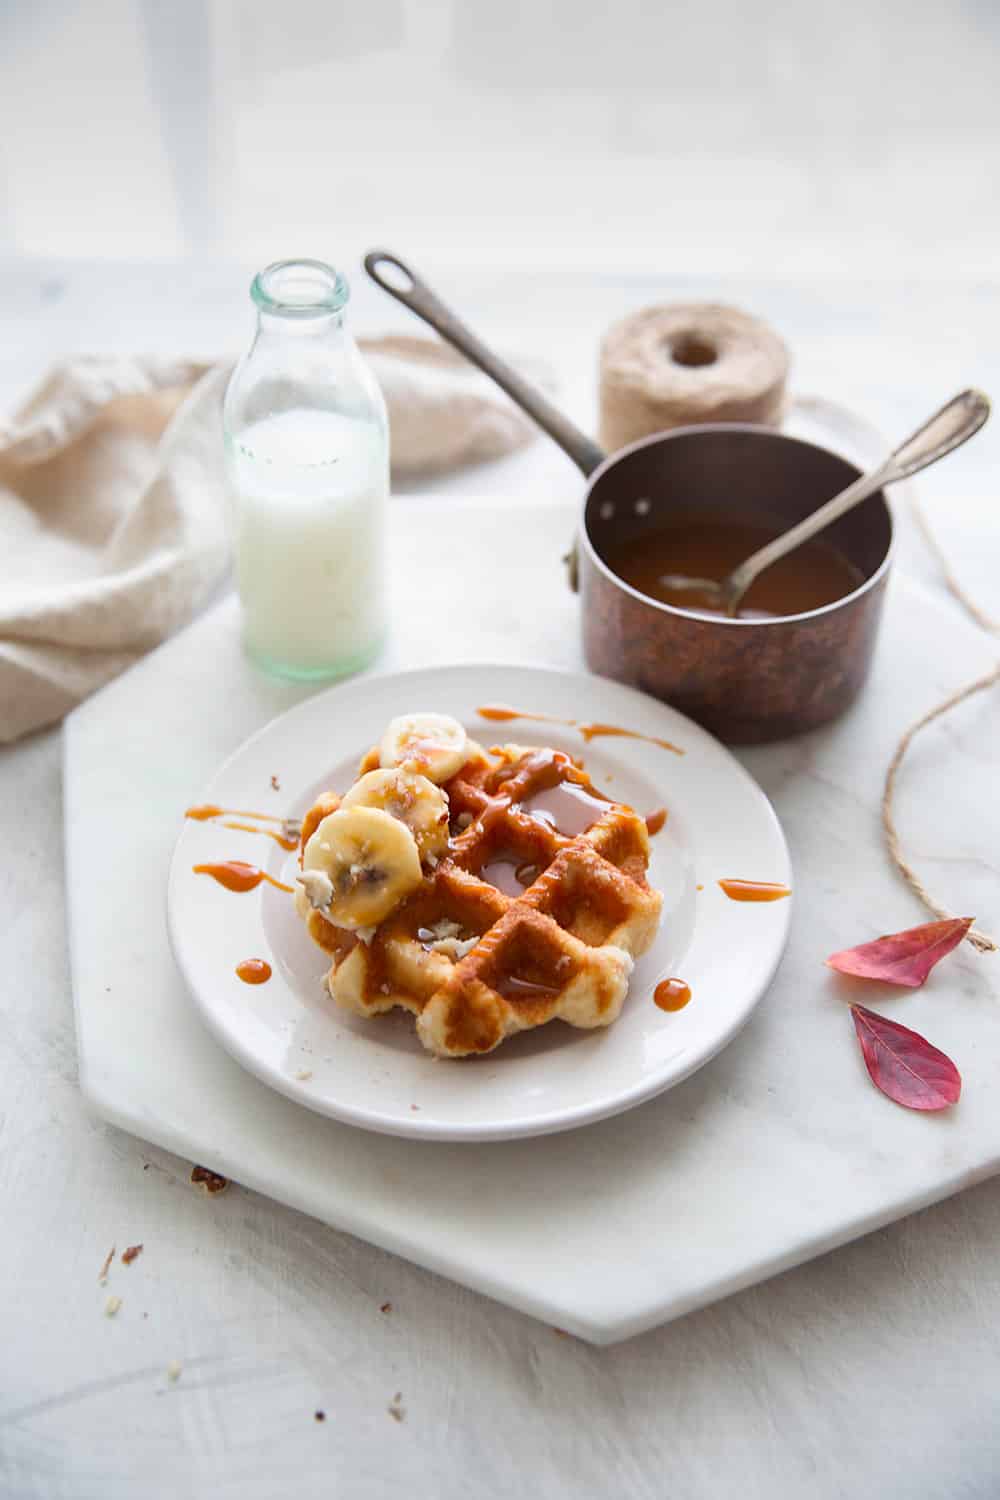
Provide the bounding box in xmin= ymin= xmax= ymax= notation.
xmin=193 ymin=861 xmax=294 ymax=894
xmin=645 ymin=807 xmax=668 ymax=836
xmin=236 ymin=958 xmax=272 ymax=984
xmin=578 ymin=723 xmax=683 ymax=756
xmin=222 ymin=820 xmax=298 ymax=851
xmin=475 ymin=705 xmax=684 ymax=756
xmin=718 ymin=879 xmax=791 ymax=902
xmin=476 ymin=704 xmax=563 ymax=724
xmin=186 ymin=804 xmax=287 ymax=824
xmin=654 ymin=978 xmax=692 ymax=1011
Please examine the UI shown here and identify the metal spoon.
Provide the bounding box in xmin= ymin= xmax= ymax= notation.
xmin=661 ymin=389 xmax=991 ymax=617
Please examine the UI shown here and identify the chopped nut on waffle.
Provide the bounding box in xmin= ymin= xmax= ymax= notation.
xmin=295 ymin=712 xmax=663 ymax=1058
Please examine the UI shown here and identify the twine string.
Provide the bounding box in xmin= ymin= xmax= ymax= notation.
xmin=881 ymin=493 xmax=999 ymax=952
xmin=910 ymin=492 xmax=1000 ymax=634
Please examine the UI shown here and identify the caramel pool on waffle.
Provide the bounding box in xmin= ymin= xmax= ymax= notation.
xmin=296 ymin=716 xmax=663 ymax=1058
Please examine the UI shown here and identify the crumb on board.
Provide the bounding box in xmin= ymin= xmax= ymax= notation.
xmin=387 ymin=1392 xmax=405 ymax=1423
xmin=410 ymin=1104 xmax=420 ymax=1112
xmin=271 ymin=774 xmax=281 ymax=791
xmin=295 ymin=1069 xmax=313 ymax=1082
xmin=98 ymin=1245 xmax=115 ymax=1283
xmin=167 ymin=1361 xmax=182 ymax=1383
xmin=380 ymin=1301 xmax=392 ymax=1315
xmin=190 ymin=1165 xmax=229 ymax=1195
xmin=553 ymin=1327 xmax=570 ymax=1338
xmin=105 ymin=1295 xmax=122 ymax=1317
xmin=122 ymin=1244 xmax=143 ymax=1266
xmin=314 ymin=1409 xmax=326 ymax=1423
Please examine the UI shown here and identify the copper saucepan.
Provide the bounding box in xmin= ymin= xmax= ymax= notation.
xmin=364 ymin=250 xmax=899 ymax=744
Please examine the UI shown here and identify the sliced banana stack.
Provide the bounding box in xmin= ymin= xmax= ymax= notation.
xmin=380 ymin=712 xmax=469 ymax=784
xmin=341 ymin=767 xmax=449 ymax=866
xmin=299 ymin=804 xmax=422 ymax=931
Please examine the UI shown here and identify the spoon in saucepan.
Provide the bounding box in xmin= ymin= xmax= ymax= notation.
xmin=661 ymin=389 xmax=990 ymax=617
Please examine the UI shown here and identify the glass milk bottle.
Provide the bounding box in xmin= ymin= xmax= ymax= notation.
xmin=223 ymin=259 xmax=388 ymax=679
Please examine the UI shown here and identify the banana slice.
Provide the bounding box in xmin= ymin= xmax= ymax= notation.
xmin=341 ymin=767 xmax=449 ymax=866
xmin=300 ymin=805 xmax=422 ymax=929
xmin=380 ymin=712 xmax=468 ymax=784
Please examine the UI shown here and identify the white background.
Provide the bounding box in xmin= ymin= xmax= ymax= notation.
xmin=0 ymin=0 xmax=998 ymax=276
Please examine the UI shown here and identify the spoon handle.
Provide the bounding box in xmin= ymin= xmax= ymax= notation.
xmin=881 ymin=388 xmax=991 ymax=482
xmin=724 ymin=389 xmax=991 ymax=614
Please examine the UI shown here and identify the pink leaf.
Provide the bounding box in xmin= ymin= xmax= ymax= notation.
xmin=826 ymin=917 xmax=973 ymax=988
xmin=850 ymin=1004 xmax=961 ymax=1112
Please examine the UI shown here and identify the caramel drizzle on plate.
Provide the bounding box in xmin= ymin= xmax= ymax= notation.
xmin=186 ymin=804 xmax=299 ymax=850
xmin=718 ymin=879 xmax=791 ymax=902
xmin=193 ymin=860 xmax=294 ymax=895
xmin=654 ymin=978 xmax=692 ymax=1011
xmin=475 ymin=705 xmax=684 ymax=756
xmin=235 ymin=958 xmax=272 ymax=984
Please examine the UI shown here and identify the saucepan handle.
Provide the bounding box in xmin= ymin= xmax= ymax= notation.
xmin=364 ymin=249 xmax=606 ymax=487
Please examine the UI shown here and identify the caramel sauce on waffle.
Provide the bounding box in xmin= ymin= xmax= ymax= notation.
xmin=522 ymin=779 xmax=609 ymax=837
xmin=236 ymin=958 xmax=272 ymax=984
xmin=193 ymin=860 xmax=294 ymax=894
xmin=654 ymin=977 xmax=692 ymax=1011
xmin=496 ymin=975 xmax=561 ymax=1003
xmin=718 ymin=879 xmax=790 ymax=902
xmin=645 ymin=807 xmax=667 ymax=836
xmin=475 ymin=707 xmax=683 ymax=756
xmin=480 ymin=853 xmax=539 ymax=896
xmin=298 ymin=739 xmax=664 ymax=1055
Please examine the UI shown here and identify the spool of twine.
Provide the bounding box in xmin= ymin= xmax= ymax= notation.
xmin=598 ymin=302 xmax=790 ymax=453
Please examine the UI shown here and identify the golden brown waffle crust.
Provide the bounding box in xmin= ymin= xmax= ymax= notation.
xmin=297 ymin=741 xmax=664 ymax=1058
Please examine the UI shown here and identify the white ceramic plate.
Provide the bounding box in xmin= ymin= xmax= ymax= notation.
xmin=167 ymin=664 xmax=791 ymax=1141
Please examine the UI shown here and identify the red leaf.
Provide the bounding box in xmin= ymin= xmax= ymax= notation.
xmin=826 ymin=917 xmax=973 ymax=988
xmin=850 ymin=1004 xmax=961 ymax=1111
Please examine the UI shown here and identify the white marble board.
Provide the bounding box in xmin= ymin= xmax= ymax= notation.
xmin=65 ymin=498 xmax=1000 ymax=1344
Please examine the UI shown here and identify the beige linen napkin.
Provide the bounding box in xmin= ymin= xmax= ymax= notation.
xmin=0 ymin=341 xmax=547 ymax=743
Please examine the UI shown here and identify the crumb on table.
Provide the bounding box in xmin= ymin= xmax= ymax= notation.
xmin=104 ymin=1295 xmax=122 ymax=1317
xmin=122 ymin=1243 xmax=143 ymax=1265
xmin=98 ymin=1245 xmax=115 ymax=1283
xmin=190 ymin=1165 xmax=229 ymax=1195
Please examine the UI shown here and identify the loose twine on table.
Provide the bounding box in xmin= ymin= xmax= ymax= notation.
xmin=880 ymin=494 xmax=1000 ymax=953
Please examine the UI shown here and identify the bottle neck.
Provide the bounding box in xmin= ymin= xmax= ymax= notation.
xmin=255 ymin=307 xmax=347 ymax=343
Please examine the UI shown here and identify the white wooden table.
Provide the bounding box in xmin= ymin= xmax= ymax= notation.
xmin=3 ymin=261 xmax=1000 ymax=1498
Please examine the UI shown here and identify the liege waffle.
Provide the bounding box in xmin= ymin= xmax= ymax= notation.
xmin=298 ymin=741 xmax=663 ymax=1058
